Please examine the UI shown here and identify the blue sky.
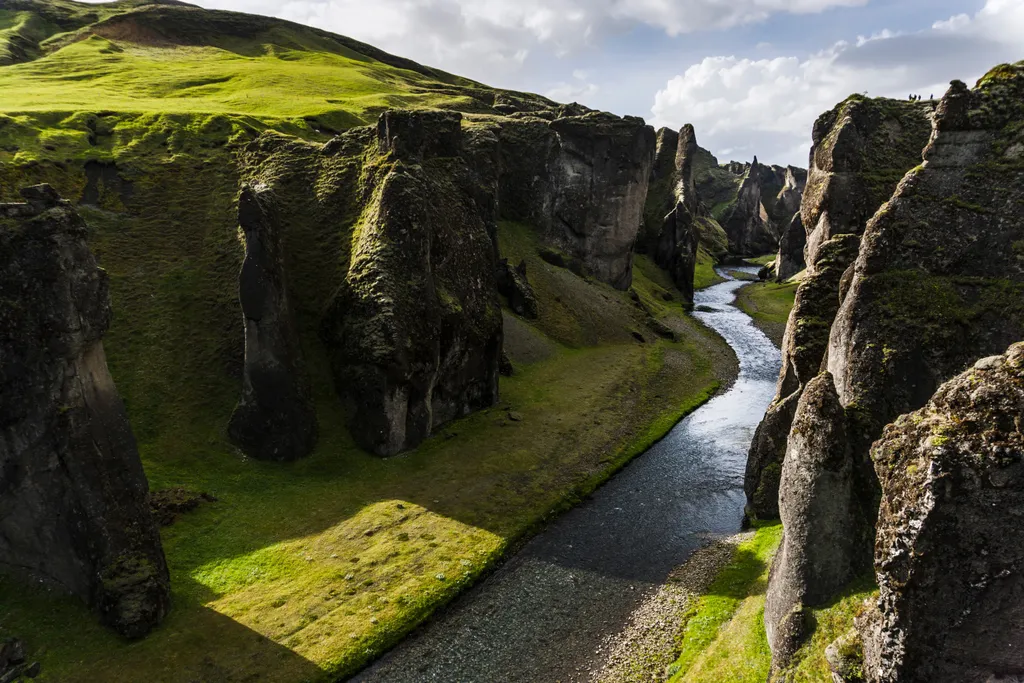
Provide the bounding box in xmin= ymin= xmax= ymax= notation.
xmin=85 ymin=0 xmax=1023 ymax=166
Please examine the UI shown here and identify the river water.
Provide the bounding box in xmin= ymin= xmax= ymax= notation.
xmin=353 ymin=267 xmax=782 ymax=682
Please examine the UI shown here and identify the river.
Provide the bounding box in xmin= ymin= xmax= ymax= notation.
xmin=353 ymin=267 xmax=782 ymax=682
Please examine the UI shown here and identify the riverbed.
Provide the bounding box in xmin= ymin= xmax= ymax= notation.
xmin=352 ymin=267 xmax=782 ymax=682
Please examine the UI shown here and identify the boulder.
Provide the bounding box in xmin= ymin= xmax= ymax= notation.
xmin=765 ymin=373 xmax=862 ymax=671
xmin=862 ymin=342 xmax=1024 ymax=682
xmin=497 ymin=258 xmax=538 ymax=319
xmin=227 ymin=183 xmax=318 ymax=461
xmin=0 ymin=185 xmax=170 ymax=638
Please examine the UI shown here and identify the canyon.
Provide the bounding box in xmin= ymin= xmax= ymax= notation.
xmin=1 ymin=2 xmax=1022 ymax=682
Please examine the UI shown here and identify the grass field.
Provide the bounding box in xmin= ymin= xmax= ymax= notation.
xmin=735 ymin=280 xmax=798 ymax=347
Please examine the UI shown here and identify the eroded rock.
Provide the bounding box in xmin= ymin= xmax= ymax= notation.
xmin=765 ymin=373 xmax=862 ymax=671
xmin=0 ymin=185 xmax=170 ymax=638
xmin=862 ymin=342 xmax=1024 ymax=682
xmin=227 ymin=183 xmax=318 ymax=461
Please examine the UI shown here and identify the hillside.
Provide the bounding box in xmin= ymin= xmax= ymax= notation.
xmin=0 ymin=2 xmax=739 ymax=681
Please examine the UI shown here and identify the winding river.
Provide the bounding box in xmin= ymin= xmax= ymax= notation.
xmin=353 ymin=267 xmax=782 ymax=682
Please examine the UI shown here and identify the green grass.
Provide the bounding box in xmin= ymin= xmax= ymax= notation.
xmin=666 ymin=523 xmax=783 ymax=683
xmin=746 ymin=254 xmax=776 ymax=267
xmin=735 ymin=280 xmax=798 ymax=347
xmin=695 ymin=247 xmax=725 ymax=290
xmin=779 ymin=577 xmax=877 ymax=682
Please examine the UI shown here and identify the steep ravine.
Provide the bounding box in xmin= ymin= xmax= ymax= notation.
xmin=353 ymin=268 xmax=781 ymax=682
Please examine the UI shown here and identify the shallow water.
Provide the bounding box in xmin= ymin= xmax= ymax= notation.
xmin=354 ymin=267 xmax=782 ymax=682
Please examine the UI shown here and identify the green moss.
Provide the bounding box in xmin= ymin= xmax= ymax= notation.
xmin=694 ymin=248 xmax=725 ymax=290
xmin=667 ymin=523 xmax=783 ymax=683
xmin=735 ymin=280 xmax=798 ymax=346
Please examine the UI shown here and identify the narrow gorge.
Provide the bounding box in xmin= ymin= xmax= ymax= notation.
xmin=0 ymin=2 xmax=1022 ymax=682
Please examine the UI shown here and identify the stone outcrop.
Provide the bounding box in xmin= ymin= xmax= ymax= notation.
xmin=801 ymin=96 xmax=933 ymax=265
xmin=746 ymin=234 xmax=861 ymax=518
xmin=319 ymin=110 xmax=503 ymax=457
xmin=0 ymin=185 xmax=170 ymax=638
xmin=497 ymin=258 xmax=538 ymax=319
xmin=497 ymin=111 xmax=655 ymax=290
xmin=765 ymin=373 xmax=863 ymax=671
xmin=227 ymin=183 xmax=318 ymax=461
xmin=762 ymin=62 xmax=1024 ymax=671
xmin=858 ymin=343 xmax=1024 ymax=683
xmin=747 ymin=94 xmax=933 ymax=519
xmin=719 ymin=157 xmax=778 ymax=256
xmin=240 ymin=106 xmax=660 ymax=457
xmin=775 ymin=213 xmax=806 ymax=282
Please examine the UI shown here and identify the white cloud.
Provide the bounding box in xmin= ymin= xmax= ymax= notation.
xmin=80 ymin=0 xmax=868 ymax=84
xmin=650 ymin=0 xmax=1024 ymax=166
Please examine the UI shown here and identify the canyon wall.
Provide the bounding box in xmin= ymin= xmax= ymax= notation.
xmin=763 ymin=63 xmax=1024 ymax=676
xmin=0 ymin=185 xmax=170 ymax=638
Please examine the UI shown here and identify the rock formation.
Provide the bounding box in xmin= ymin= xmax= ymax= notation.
xmin=0 ymin=185 xmax=170 ymax=638
xmin=774 ymin=214 xmax=806 ymax=282
xmin=227 ymin=183 xmax=318 ymax=461
xmin=238 ymin=106 xmax=660 ymax=457
xmin=496 ymin=112 xmax=656 ymax=290
xmin=801 ymin=96 xmax=933 ymax=265
xmin=319 ymin=110 xmax=503 ymax=457
xmin=718 ymin=157 xmax=778 ymax=256
xmin=857 ymin=343 xmax=1024 ymax=683
xmin=746 ymin=95 xmax=934 ymax=520
xmin=763 ymin=62 xmax=1024 ymax=671
xmin=746 ymin=234 xmax=860 ymax=518
xmin=765 ymin=373 xmax=862 ymax=670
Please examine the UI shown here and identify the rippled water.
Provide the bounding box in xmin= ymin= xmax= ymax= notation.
xmin=355 ymin=267 xmax=783 ymax=682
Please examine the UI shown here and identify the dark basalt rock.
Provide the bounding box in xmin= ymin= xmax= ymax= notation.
xmin=227 ymin=183 xmax=318 ymax=461
xmin=0 ymin=185 xmax=170 ymax=638
xmin=497 ymin=112 xmax=655 ymax=290
xmin=496 ymin=258 xmax=538 ymax=319
xmin=745 ymin=233 xmax=861 ymax=519
xmin=320 ymin=111 xmax=502 ymax=457
xmin=719 ymin=157 xmax=778 ymax=256
xmin=765 ymin=373 xmax=863 ymax=672
xmin=801 ymin=96 xmax=933 ymax=266
xmin=860 ymin=343 xmax=1024 ymax=683
xmin=762 ymin=62 xmax=1024 ymax=668
xmin=775 ymin=213 xmax=806 ymax=282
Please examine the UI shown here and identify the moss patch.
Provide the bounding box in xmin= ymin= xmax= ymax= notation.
xmin=666 ymin=523 xmax=783 ymax=683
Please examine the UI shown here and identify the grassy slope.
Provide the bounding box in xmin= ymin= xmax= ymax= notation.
xmin=666 ymin=523 xmax=783 ymax=683
xmin=735 ymin=280 xmax=798 ymax=348
xmin=0 ymin=5 xmax=737 ymax=679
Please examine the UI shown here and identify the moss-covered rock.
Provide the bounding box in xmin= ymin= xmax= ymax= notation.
xmin=862 ymin=343 xmax=1024 ymax=682
xmin=802 ymin=95 xmax=933 ymax=265
xmin=0 ymin=185 xmax=170 ymax=638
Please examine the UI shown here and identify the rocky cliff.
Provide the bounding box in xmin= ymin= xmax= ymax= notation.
xmin=745 ymin=95 xmax=934 ymax=520
xmin=0 ymin=185 xmax=170 ymax=638
xmin=853 ymin=343 xmax=1024 ymax=683
xmin=227 ymin=183 xmax=318 ymax=461
xmin=497 ymin=112 xmax=655 ymax=290
xmin=231 ymin=107 xmax=656 ymax=457
xmin=639 ymin=124 xmax=719 ymax=302
xmin=763 ymin=62 xmax=1024 ymax=673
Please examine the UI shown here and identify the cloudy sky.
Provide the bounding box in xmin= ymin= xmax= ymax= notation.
xmin=98 ymin=0 xmax=1023 ymax=166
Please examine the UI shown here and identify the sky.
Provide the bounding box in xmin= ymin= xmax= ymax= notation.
xmin=87 ymin=0 xmax=1024 ymax=166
